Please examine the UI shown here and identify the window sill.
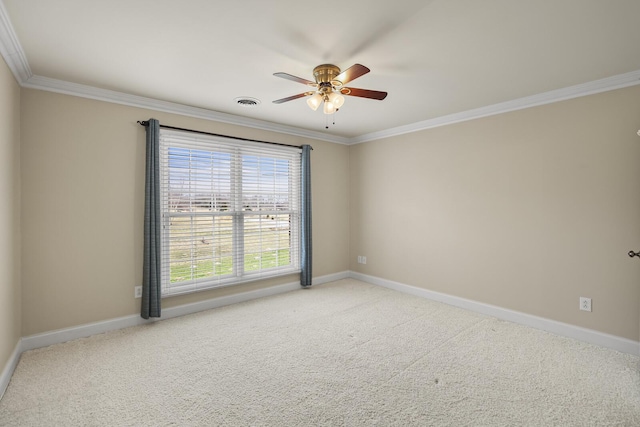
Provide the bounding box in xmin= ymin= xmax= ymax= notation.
xmin=161 ymin=267 xmax=301 ymax=298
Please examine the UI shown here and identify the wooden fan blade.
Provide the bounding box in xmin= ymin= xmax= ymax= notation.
xmin=334 ymin=64 xmax=370 ymax=85
xmin=340 ymin=87 xmax=388 ymax=100
xmin=272 ymin=92 xmax=313 ymax=104
xmin=273 ymin=72 xmax=316 ymax=86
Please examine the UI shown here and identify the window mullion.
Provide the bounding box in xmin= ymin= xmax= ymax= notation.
xmin=232 ymin=148 xmax=244 ymax=277
xmin=189 ymin=151 xmax=195 ymax=284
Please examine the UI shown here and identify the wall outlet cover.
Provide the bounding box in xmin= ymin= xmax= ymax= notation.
xmin=579 ymin=297 xmax=592 ymax=312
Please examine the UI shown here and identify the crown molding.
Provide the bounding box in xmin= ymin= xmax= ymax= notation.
xmin=21 ymin=75 xmax=351 ymax=145
xmin=0 ymin=0 xmax=31 ymax=82
xmin=21 ymin=68 xmax=640 ymax=146
xmin=0 ymin=0 xmax=349 ymax=145
xmin=2 ymin=0 xmax=639 ymax=145
xmin=352 ymin=69 xmax=640 ymax=144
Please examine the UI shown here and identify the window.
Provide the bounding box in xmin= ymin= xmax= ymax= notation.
xmin=159 ymin=129 xmax=301 ymax=296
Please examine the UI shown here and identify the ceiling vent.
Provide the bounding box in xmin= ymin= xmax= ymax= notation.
xmin=234 ymin=97 xmax=261 ymax=107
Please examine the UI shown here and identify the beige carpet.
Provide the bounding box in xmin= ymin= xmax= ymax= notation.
xmin=1 ymin=279 xmax=639 ymax=426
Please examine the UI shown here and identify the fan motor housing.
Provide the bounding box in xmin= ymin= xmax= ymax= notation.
xmin=313 ymin=64 xmax=341 ymax=84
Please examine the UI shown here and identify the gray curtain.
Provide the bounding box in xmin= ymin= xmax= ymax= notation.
xmin=300 ymin=145 xmax=312 ymax=287
xmin=142 ymin=118 xmax=162 ymax=318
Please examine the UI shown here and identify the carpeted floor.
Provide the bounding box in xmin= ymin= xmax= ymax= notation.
xmin=1 ymin=278 xmax=639 ymax=426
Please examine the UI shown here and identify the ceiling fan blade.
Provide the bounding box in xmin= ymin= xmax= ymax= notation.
xmin=340 ymin=87 xmax=388 ymax=100
xmin=334 ymin=64 xmax=370 ymax=85
xmin=272 ymin=92 xmax=313 ymax=104
xmin=273 ymin=72 xmax=316 ymax=86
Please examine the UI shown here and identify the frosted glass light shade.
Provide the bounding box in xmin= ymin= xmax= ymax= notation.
xmin=327 ymin=92 xmax=345 ymax=109
xmin=323 ymin=100 xmax=336 ymax=114
xmin=306 ymin=93 xmax=323 ymax=111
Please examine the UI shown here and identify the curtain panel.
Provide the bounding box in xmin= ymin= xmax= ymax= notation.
xmin=142 ymin=118 xmax=162 ymax=318
xmin=300 ymin=144 xmax=312 ymax=287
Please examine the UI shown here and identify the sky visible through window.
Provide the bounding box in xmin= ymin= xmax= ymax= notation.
xmin=167 ymin=147 xmax=291 ymax=212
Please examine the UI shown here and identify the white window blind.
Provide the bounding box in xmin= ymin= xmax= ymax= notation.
xmin=159 ymin=129 xmax=301 ymax=297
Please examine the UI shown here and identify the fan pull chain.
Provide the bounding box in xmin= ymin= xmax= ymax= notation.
xmin=325 ymin=109 xmax=339 ymax=129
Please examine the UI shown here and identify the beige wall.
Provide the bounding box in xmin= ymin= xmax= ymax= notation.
xmin=20 ymin=89 xmax=349 ymax=336
xmin=0 ymin=58 xmax=21 ymax=370
xmin=15 ymin=82 xmax=640 ymax=342
xmin=350 ymin=85 xmax=640 ymax=341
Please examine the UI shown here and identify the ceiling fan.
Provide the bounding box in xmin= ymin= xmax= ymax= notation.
xmin=272 ymin=64 xmax=387 ymax=115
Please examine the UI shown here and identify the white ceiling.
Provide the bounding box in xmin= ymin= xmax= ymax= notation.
xmin=2 ymin=0 xmax=640 ymax=143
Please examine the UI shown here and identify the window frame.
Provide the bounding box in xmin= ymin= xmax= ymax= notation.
xmin=158 ymin=129 xmax=301 ymax=297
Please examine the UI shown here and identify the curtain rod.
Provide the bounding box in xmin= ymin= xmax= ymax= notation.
xmin=137 ymin=121 xmax=312 ymax=150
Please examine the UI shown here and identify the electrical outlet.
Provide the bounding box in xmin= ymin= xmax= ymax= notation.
xmin=361 ymin=256 xmax=367 ymax=264
xmin=579 ymin=297 xmax=592 ymax=312
xmin=357 ymin=256 xmax=362 ymax=264
xmin=357 ymin=255 xmax=367 ymax=264
xmin=135 ymin=286 xmax=142 ymax=299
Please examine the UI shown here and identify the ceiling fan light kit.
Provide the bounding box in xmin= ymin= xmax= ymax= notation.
xmin=273 ymin=63 xmax=387 ymax=125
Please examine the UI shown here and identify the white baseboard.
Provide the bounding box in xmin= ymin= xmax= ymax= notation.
xmin=0 ymin=339 xmax=22 ymax=400
xmin=21 ymin=271 xmax=349 ymax=352
xmin=139 ymin=270 xmax=348 ymax=322
xmin=9 ymin=268 xmax=630 ymax=400
xmin=0 ymin=270 xmax=350 ymax=400
xmin=349 ymin=271 xmax=640 ymax=356
xmin=312 ymin=270 xmax=350 ymax=285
